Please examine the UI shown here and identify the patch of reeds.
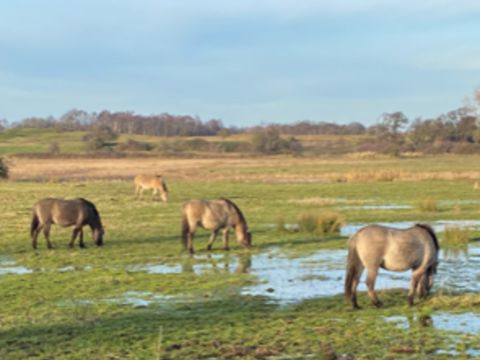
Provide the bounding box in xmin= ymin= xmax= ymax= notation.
xmin=416 ymin=198 xmax=439 ymax=212
xmin=442 ymin=226 xmax=470 ymax=248
xmin=297 ymin=211 xmax=344 ymax=236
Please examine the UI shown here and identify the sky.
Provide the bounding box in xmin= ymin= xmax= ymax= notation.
xmin=1 ymin=0 xmax=480 ymax=126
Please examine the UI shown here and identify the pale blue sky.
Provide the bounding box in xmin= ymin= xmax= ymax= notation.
xmin=1 ymin=0 xmax=479 ymax=126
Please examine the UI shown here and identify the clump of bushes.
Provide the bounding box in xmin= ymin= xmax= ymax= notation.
xmin=297 ymin=211 xmax=344 ymax=236
xmin=0 ymin=157 xmax=9 ymax=179
xmin=117 ymin=139 xmax=153 ymax=151
xmin=442 ymin=226 xmax=470 ymax=247
xmin=83 ymin=125 xmax=118 ymax=152
xmin=251 ymin=129 xmax=303 ymax=155
xmin=416 ymin=198 xmax=439 ymax=212
xmin=49 ymin=142 xmax=60 ymax=154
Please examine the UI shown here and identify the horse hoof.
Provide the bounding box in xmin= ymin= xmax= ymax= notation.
xmin=374 ymin=301 xmax=383 ymax=308
xmin=224 ymin=247 xmax=230 ymax=251
xmin=353 ymin=304 xmax=362 ymax=310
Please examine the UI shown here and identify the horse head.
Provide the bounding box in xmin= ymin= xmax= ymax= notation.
xmin=240 ymin=230 xmax=252 ymax=248
xmin=93 ymin=226 xmax=104 ymax=246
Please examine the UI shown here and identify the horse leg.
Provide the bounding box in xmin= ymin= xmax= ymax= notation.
xmin=43 ymin=223 xmax=53 ymax=249
xmin=79 ymin=229 xmax=85 ymax=248
xmin=366 ymin=267 xmax=382 ymax=308
xmin=408 ymin=269 xmax=425 ymax=306
xmin=351 ymin=266 xmax=364 ymax=309
xmin=32 ymin=224 xmax=43 ymax=250
xmin=69 ymin=227 xmax=81 ymax=248
xmin=207 ymin=229 xmax=219 ymax=251
xmin=187 ymin=232 xmax=194 ymax=255
xmin=222 ymin=228 xmax=230 ymax=251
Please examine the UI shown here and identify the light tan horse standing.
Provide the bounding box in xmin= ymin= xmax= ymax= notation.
xmin=345 ymin=223 xmax=439 ymax=309
xmin=181 ymin=198 xmax=252 ymax=254
xmin=134 ymin=174 xmax=168 ymax=202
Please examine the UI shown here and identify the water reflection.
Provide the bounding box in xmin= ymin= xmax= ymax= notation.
xmin=385 ymin=312 xmax=480 ymax=334
xmin=132 ymin=244 xmax=480 ymax=304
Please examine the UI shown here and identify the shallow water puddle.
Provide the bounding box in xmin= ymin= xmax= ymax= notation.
xmin=342 ymin=204 xmax=412 ymax=210
xmin=129 ymin=245 xmax=480 ymax=305
xmin=241 ymin=248 xmax=417 ymax=303
xmin=0 ymin=257 xmax=32 ymax=275
xmin=385 ymin=312 xmax=480 ymax=334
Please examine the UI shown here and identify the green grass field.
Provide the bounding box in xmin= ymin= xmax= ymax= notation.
xmin=1 ymin=155 xmax=480 ymax=359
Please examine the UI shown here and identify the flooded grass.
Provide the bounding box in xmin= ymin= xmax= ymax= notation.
xmin=2 ymin=172 xmax=480 ymax=358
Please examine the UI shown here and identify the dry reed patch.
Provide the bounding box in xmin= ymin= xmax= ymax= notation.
xmin=9 ymin=156 xmax=480 ymax=183
xmin=442 ymin=226 xmax=471 ymax=247
xmin=416 ymin=198 xmax=439 ymax=212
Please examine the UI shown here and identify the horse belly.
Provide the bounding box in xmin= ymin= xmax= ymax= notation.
xmin=382 ymin=254 xmax=414 ymax=272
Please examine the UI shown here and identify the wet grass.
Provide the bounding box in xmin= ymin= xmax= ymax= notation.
xmin=2 ymin=168 xmax=480 ymax=358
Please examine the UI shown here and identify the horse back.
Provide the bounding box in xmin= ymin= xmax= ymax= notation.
xmin=134 ymin=174 xmax=165 ymax=189
xmin=353 ymin=224 xmax=434 ymax=272
xmin=182 ymin=199 xmax=228 ymax=230
xmin=34 ymin=198 xmax=88 ymax=227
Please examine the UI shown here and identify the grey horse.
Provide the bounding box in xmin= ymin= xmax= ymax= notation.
xmin=345 ymin=223 xmax=439 ymax=308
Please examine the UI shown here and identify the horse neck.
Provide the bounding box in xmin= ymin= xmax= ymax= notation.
xmin=234 ymin=221 xmax=247 ymax=240
xmin=230 ymin=210 xmax=247 ymax=239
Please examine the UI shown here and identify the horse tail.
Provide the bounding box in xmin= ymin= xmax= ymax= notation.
xmin=181 ymin=211 xmax=189 ymax=249
xmin=30 ymin=210 xmax=40 ymax=238
xmin=345 ymin=237 xmax=362 ymax=299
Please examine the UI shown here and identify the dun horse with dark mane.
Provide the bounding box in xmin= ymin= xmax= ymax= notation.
xmin=181 ymin=198 xmax=252 ymax=254
xmin=345 ymin=224 xmax=439 ymax=308
xmin=31 ymin=198 xmax=104 ymax=249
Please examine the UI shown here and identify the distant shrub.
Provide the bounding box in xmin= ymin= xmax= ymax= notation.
xmin=183 ymin=138 xmax=211 ymax=151
xmin=443 ymin=226 xmax=470 ymax=247
xmin=0 ymin=157 xmax=9 ymax=179
xmin=416 ymin=198 xmax=439 ymax=212
xmin=49 ymin=142 xmax=60 ymax=154
xmin=251 ymin=129 xmax=303 ymax=155
xmin=117 ymin=139 xmax=153 ymax=151
xmin=83 ymin=125 xmax=118 ymax=152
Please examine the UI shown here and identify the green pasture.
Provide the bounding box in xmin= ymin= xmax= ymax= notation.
xmin=1 ymin=176 xmax=480 ymax=359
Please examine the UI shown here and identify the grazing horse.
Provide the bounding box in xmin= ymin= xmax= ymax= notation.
xmin=31 ymin=198 xmax=104 ymax=249
xmin=134 ymin=174 xmax=168 ymax=202
xmin=181 ymin=198 xmax=252 ymax=254
xmin=345 ymin=223 xmax=439 ymax=308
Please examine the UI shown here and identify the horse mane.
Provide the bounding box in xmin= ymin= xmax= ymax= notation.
xmin=415 ymin=223 xmax=439 ymax=250
xmin=220 ymin=198 xmax=247 ymax=227
xmin=77 ymin=198 xmax=101 ymax=220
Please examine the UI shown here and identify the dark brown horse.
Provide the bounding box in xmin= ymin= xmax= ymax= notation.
xmin=31 ymin=198 xmax=104 ymax=249
xmin=181 ymin=198 xmax=252 ymax=254
xmin=345 ymin=223 xmax=439 ymax=308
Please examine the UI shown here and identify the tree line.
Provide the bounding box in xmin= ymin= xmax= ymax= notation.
xmin=2 ymin=89 xmax=480 ymax=155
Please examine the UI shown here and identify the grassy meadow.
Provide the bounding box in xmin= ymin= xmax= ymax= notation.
xmin=1 ymin=153 xmax=480 ymax=359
